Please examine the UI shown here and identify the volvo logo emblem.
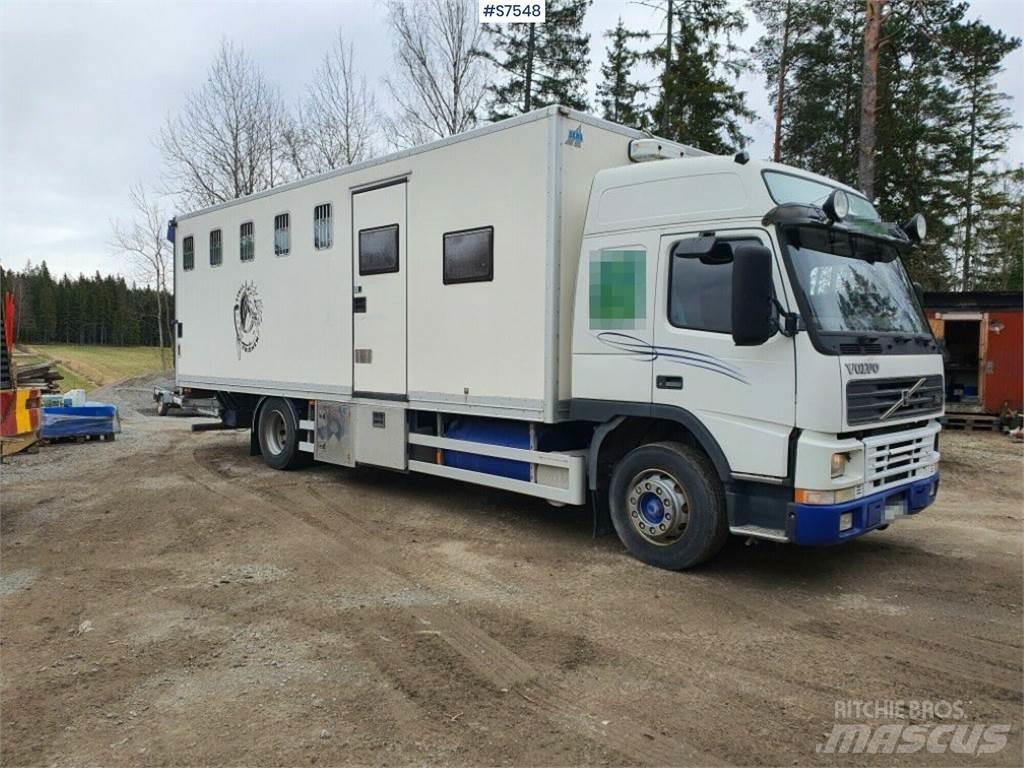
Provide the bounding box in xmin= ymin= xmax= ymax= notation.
xmin=233 ymin=281 xmax=263 ymax=358
xmin=881 ymin=377 xmax=927 ymax=420
xmin=845 ymin=362 xmax=880 ymax=375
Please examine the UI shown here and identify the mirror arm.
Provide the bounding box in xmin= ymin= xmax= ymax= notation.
xmin=771 ymin=298 xmax=800 ymax=337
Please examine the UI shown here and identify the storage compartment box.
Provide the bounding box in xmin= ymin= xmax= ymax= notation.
xmin=40 ymin=403 xmax=120 ymax=439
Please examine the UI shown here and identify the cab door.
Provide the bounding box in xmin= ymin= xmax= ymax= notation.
xmin=352 ymin=181 xmax=407 ymax=398
xmin=652 ymin=228 xmax=795 ymax=478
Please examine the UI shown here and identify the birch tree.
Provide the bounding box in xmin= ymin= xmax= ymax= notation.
xmin=110 ymin=184 xmax=173 ymax=369
xmin=300 ymin=33 xmax=378 ymax=175
xmin=384 ymin=0 xmax=487 ymax=147
xmin=159 ymin=39 xmax=293 ymax=208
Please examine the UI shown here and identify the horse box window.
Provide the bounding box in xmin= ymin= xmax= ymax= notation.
xmin=359 ymin=224 xmax=399 ymax=275
xmin=182 ymin=236 xmax=195 ymax=271
xmin=443 ymin=226 xmax=493 ymax=284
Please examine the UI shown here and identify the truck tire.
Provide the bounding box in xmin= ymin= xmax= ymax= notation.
xmin=608 ymin=441 xmax=728 ymax=570
xmin=156 ymin=401 xmax=169 ymax=417
xmin=257 ymin=398 xmax=305 ymax=470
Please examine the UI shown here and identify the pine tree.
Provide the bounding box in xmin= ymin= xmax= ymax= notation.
xmin=597 ymin=19 xmax=649 ymax=128
xmin=481 ymin=0 xmax=591 ymax=120
xmin=751 ymin=0 xmax=862 ymax=184
xmin=872 ymin=0 xmax=967 ymax=288
xmin=944 ymin=20 xmax=1021 ymax=289
xmin=973 ymin=166 xmax=1024 ymax=291
xmin=647 ymin=0 xmax=754 ymax=153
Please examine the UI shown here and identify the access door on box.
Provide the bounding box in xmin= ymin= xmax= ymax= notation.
xmin=351 ymin=180 xmax=408 ymax=399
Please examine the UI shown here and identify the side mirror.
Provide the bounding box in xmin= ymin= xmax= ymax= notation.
xmin=732 ymin=245 xmax=774 ymax=346
xmin=913 ymin=281 xmax=925 ymax=308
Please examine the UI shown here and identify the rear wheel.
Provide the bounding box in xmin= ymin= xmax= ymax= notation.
xmin=608 ymin=441 xmax=727 ymax=570
xmin=257 ymin=398 xmax=305 ymax=470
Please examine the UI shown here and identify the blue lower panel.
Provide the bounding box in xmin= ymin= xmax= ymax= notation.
xmin=790 ymin=472 xmax=940 ymax=546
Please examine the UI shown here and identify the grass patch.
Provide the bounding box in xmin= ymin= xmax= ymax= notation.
xmin=16 ymin=345 xmax=170 ymax=393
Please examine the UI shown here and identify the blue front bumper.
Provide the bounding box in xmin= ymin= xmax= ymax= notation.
xmin=789 ymin=472 xmax=940 ymax=546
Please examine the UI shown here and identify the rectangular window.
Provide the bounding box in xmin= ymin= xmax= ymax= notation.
xmin=443 ymin=226 xmax=493 ymax=284
xmin=209 ymin=229 xmax=222 ymax=266
xmin=240 ymin=221 xmax=254 ymax=262
xmin=314 ymin=203 xmax=333 ymax=250
xmin=669 ymin=238 xmax=761 ymax=333
xmin=359 ymin=224 xmax=399 ymax=275
xmin=182 ymin=236 xmax=194 ymax=271
xmin=274 ymin=213 xmax=290 ymax=256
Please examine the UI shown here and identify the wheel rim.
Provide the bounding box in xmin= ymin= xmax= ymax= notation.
xmin=262 ymin=409 xmax=288 ymax=456
xmin=625 ymin=469 xmax=689 ymax=546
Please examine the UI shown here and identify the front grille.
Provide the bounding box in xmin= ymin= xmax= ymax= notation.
xmin=846 ymin=375 xmax=943 ymax=425
xmin=863 ymin=426 xmax=937 ymax=492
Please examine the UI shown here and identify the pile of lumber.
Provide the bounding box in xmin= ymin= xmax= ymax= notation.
xmin=14 ymin=360 xmax=62 ymax=392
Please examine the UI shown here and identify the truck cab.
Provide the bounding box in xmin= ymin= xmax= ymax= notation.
xmin=571 ymin=153 xmax=942 ymax=568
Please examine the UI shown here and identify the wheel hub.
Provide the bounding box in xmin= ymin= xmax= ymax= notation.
xmin=262 ymin=410 xmax=288 ymax=455
xmin=626 ymin=471 xmax=689 ymax=545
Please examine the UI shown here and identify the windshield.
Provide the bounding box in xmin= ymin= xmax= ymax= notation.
xmin=783 ymin=226 xmax=929 ymax=336
xmin=764 ymin=171 xmax=880 ymax=221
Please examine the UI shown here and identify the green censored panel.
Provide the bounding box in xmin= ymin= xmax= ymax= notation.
xmin=589 ymin=248 xmax=646 ymax=330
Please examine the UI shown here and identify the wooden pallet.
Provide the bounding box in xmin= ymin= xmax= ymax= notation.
xmin=941 ymin=413 xmax=1000 ymax=432
xmin=41 ymin=433 xmax=117 ymax=445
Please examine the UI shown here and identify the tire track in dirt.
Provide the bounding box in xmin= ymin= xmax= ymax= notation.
xmin=186 ymin=448 xmax=731 ymax=766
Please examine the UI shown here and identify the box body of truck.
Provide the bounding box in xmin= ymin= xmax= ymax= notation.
xmin=174 ymin=107 xmax=644 ymax=424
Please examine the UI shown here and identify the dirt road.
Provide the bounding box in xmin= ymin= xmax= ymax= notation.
xmin=2 ymin=379 xmax=1022 ymax=766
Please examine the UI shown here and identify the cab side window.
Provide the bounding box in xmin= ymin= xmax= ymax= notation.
xmin=668 ymin=237 xmax=761 ymax=333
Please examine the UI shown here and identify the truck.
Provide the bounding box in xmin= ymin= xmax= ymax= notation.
xmin=169 ymin=106 xmax=943 ymax=570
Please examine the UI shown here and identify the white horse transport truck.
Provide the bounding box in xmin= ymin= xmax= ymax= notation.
xmin=170 ymin=106 xmax=943 ymax=569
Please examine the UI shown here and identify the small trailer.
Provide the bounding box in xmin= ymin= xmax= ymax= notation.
xmin=170 ymin=106 xmax=944 ymax=569
xmin=153 ymin=386 xmax=220 ymax=418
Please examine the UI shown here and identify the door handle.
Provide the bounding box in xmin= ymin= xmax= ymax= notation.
xmin=656 ymin=375 xmax=683 ymax=390
xmin=353 ymin=296 xmax=367 ymax=313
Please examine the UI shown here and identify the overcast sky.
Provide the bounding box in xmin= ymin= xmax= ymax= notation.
xmin=1 ymin=0 xmax=1021 ymax=282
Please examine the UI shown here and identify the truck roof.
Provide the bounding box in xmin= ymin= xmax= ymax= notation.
xmin=585 ymin=156 xmax=866 ymax=236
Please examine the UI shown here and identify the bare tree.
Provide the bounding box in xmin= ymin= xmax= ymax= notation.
xmin=298 ymin=33 xmax=379 ymax=174
xmin=110 ymin=184 xmax=173 ymax=369
xmin=384 ymin=0 xmax=487 ymax=147
xmin=159 ymin=39 xmax=294 ymax=208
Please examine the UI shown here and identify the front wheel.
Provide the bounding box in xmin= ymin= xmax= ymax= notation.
xmin=608 ymin=441 xmax=728 ymax=570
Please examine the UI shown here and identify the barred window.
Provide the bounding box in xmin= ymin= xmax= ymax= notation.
xmin=209 ymin=229 xmax=222 ymax=266
xmin=274 ymin=213 xmax=290 ymax=256
xmin=240 ymin=221 xmax=254 ymax=262
xmin=314 ymin=203 xmax=333 ymax=250
xmin=182 ymin=236 xmax=194 ymax=271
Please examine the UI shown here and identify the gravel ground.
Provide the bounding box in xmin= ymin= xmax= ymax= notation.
xmin=1 ymin=377 xmax=1021 ymax=767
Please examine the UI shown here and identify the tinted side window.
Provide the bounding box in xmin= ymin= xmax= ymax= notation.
xmin=359 ymin=225 xmax=399 ymax=275
xmin=669 ymin=238 xmax=761 ymax=333
xmin=443 ymin=226 xmax=493 ymax=284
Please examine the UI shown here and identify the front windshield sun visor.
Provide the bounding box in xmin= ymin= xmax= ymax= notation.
xmin=762 ymin=203 xmax=913 ymax=248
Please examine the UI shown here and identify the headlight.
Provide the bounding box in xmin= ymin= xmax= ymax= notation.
xmin=831 ymin=452 xmax=848 ymax=478
xmin=823 ymin=189 xmax=850 ymax=221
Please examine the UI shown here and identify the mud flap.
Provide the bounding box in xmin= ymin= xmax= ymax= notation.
xmin=591 ymin=489 xmax=614 ymax=537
